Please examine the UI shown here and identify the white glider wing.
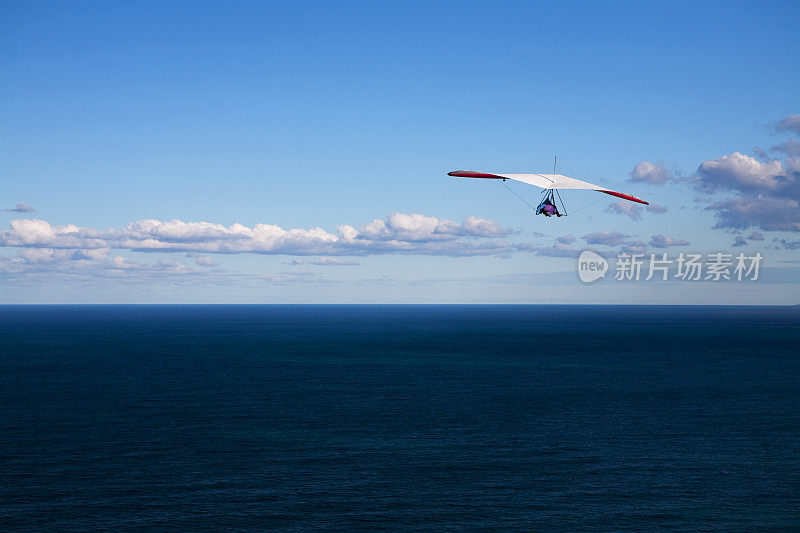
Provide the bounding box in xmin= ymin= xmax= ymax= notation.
xmin=448 ymin=170 xmax=648 ymax=205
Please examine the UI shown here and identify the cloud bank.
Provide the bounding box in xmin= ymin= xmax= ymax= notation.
xmin=312 ymin=257 xmax=360 ymax=266
xmin=0 ymin=213 xmax=517 ymax=258
xmin=649 ymin=235 xmax=690 ymax=248
xmin=582 ymin=230 xmax=635 ymax=247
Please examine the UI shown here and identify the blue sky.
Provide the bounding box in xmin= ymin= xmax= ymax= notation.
xmin=1 ymin=0 xmax=799 ymax=303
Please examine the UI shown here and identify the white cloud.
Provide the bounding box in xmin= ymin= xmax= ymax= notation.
xmin=629 ymin=161 xmax=672 ymax=185
xmin=355 ymin=213 xmax=510 ymax=242
xmin=0 ymin=219 xmax=108 ymax=248
xmin=0 ymin=247 xmax=340 ymax=290
xmin=312 ymin=257 xmax=360 ymax=266
xmin=620 ymin=241 xmax=647 ymax=254
xmin=693 ymin=126 xmax=800 ymax=232
xmin=0 ymin=248 xmax=194 ymax=278
xmin=537 ymin=241 xmax=580 ymax=257
xmin=647 ymin=202 xmax=668 ymax=214
xmin=695 ymin=152 xmax=795 ymax=196
xmin=0 ymin=213 xmax=521 ymax=258
xmin=582 ymin=230 xmax=635 ymax=247
xmin=649 ymin=235 xmax=690 ymax=248
xmin=194 ymin=255 xmax=218 ymax=267
xmin=461 ymin=215 xmax=511 ymax=238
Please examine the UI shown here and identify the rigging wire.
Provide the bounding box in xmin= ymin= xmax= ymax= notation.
xmin=554 ymin=188 xmax=568 ymax=216
xmin=551 ymin=156 xmax=568 ymax=215
xmin=568 ymin=197 xmax=603 ymax=215
xmin=500 ymin=180 xmax=540 ymax=213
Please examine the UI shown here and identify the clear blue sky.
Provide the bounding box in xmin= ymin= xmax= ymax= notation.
xmin=2 ymin=1 xmax=799 ymax=303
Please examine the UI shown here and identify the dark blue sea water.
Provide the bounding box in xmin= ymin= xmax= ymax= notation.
xmin=1 ymin=305 xmax=799 ymax=531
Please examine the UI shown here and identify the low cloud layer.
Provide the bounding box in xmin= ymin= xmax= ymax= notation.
xmin=0 ymin=248 xmax=193 ymax=278
xmin=537 ymin=241 xmax=581 ymax=257
xmin=0 ymin=247 xmax=333 ymax=289
xmin=193 ymin=255 xmax=218 ymax=267
xmin=582 ymin=230 xmax=635 ymax=247
xmin=649 ymin=235 xmax=690 ymax=248
xmin=542 ymin=231 xmax=691 ymax=254
xmin=311 ymin=257 xmax=360 ymax=266
xmin=0 ymin=213 xmax=517 ymax=258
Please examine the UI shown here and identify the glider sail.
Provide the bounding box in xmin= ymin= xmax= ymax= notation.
xmin=447 ymin=170 xmax=648 ymax=205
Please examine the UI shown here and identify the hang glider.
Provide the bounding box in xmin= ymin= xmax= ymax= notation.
xmin=447 ymin=170 xmax=648 ymax=205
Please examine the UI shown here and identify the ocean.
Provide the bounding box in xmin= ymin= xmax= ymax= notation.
xmin=1 ymin=305 xmax=798 ymax=531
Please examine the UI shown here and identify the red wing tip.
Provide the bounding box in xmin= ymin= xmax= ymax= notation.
xmin=599 ymin=190 xmax=648 ymax=205
xmin=448 ymin=170 xmax=505 ymax=179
